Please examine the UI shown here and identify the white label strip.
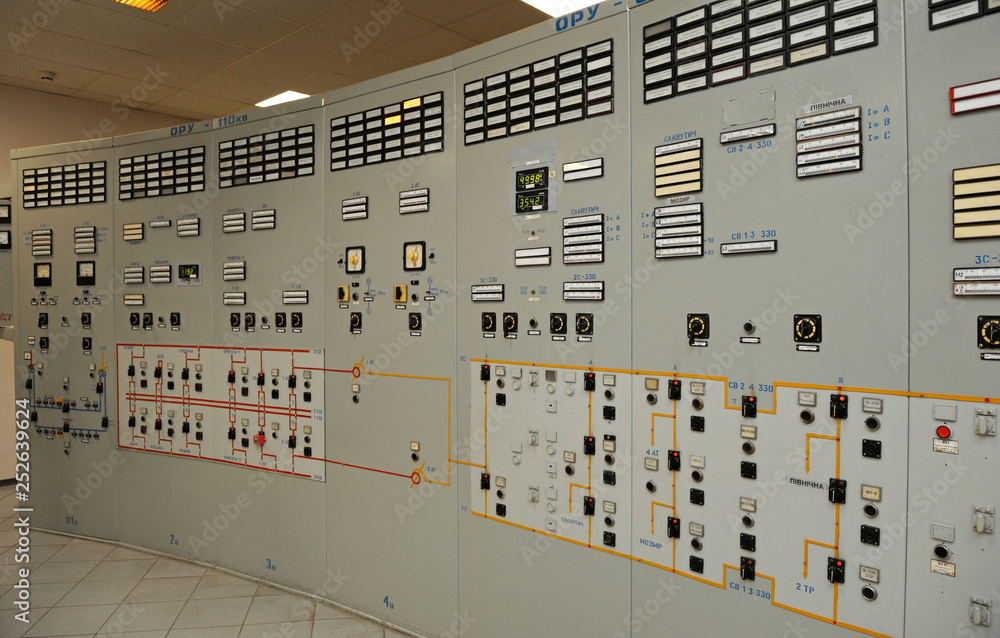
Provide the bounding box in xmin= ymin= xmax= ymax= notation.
xmin=954 ymin=282 xmax=1000 ymax=295
xmin=712 ymin=65 xmax=746 ymax=84
xmin=721 ymin=240 xmax=777 ymax=254
xmin=952 ymin=94 xmax=1000 ymax=114
xmin=798 ymin=107 xmax=862 ymax=129
xmin=656 ymin=235 xmax=703 ymax=247
xmin=565 ymin=214 xmax=604 ymax=226
xmin=796 ymin=145 xmax=861 ymax=165
xmin=656 ymin=139 xmax=703 ymax=155
xmin=796 ymin=159 xmax=862 ymax=177
xmin=797 ymin=133 xmax=861 ymax=152
xmin=931 ymin=0 xmax=980 ymax=26
xmin=833 ymin=29 xmax=877 ymax=52
xmin=952 ymin=78 xmax=1000 ymax=101
xmin=833 ymin=9 xmax=876 ymax=32
xmin=789 ymin=24 xmax=828 ymax=47
xmin=954 ymin=267 xmax=1000 ymax=281
xmin=655 ymin=203 xmax=703 ymax=216
xmin=796 ymin=120 xmax=861 ymax=141
xmin=750 ymin=53 xmax=785 ymax=74
xmin=722 ymin=124 xmax=777 ymax=143
xmin=656 ymin=246 xmax=703 ymax=258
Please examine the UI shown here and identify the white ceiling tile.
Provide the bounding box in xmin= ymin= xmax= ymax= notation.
xmin=310 ymin=1 xmax=434 ymax=42
xmin=155 ymin=89 xmax=247 ymax=118
xmin=104 ymin=53 xmax=214 ymax=89
xmin=142 ymin=103 xmax=209 ymax=120
xmin=336 ymin=50 xmax=411 ymax=80
xmin=288 ymin=71 xmax=355 ymax=97
xmin=240 ymin=0 xmax=350 ymax=25
xmin=402 ymin=0 xmax=505 ymax=24
xmin=221 ymin=52 xmax=321 ymax=88
xmin=9 ymin=30 xmax=130 ymax=73
xmin=0 ymin=20 xmax=21 ymax=51
xmin=172 ymin=3 xmax=302 ymax=49
xmin=76 ymin=73 xmax=179 ymax=105
xmin=261 ymin=28 xmax=352 ymax=72
xmin=137 ymin=28 xmax=254 ymax=70
xmin=187 ymin=72 xmax=282 ymax=104
xmin=385 ymin=27 xmax=476 ymax=63
xmin=446 ymin=2 xmax=546 ymax=41
xmin=0 ymin=53 xmax=101 ymax=89
xmin=18 ymin=2 xmax=168 ymax=50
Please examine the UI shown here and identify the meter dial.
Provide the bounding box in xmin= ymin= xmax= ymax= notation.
xmin=346 ymin=246 xmax=365 ymax=273
xmin=403 ymin=241 xmax=426 ymax=271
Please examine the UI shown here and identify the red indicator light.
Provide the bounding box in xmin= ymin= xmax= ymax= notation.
xmin=936 ymin=425 xmax=952 ymax=439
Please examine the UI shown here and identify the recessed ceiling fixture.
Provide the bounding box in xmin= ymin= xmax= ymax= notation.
xmin=113 ymin=0 xmax=171 ymax=11
xmin=519 ymin=0 xmax=597 ymax=17
xmin=255 ymin=91 xmax=310 ymax=108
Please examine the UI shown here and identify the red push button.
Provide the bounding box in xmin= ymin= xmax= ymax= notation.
xmin=936 ymin=425 xmax=952 ymax=439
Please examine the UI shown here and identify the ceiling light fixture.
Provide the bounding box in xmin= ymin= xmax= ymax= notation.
xmin=519 ymin=0 xmax=597 ymax=17
xmin=112 ymin=0 xmax=171 ymax=11
xmin=255 ymin=91 xmax=310 ymax=108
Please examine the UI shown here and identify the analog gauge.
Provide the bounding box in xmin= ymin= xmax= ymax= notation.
xmin=0 ymin=230 xmax=11 ymax=249
xmin=34 ymin=262 xmax=52 ymax=287
xmin=346 ymin=246 xmax=365 ymax=273
xmin=77 ymin=261 xmax=96 ymax=286
xmin=403 ymin=241 xmax=426 ymax=271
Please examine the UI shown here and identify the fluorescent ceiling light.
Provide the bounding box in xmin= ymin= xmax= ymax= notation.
xmin=113 ymin=0 xmax=171 ymax=11
xmin=256 ymin=91 xmax=310 ymax=108
xmin=520 ymin=0 xmax=598 ymax=17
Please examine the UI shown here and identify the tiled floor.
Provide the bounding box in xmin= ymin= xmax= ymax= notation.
xmin=0 ymin=485 xmax=407 ymax=638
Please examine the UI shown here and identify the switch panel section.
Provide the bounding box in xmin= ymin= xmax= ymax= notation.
xmin=469 ymin=363 xmax=632 ymax=555
xmin=116 ymin=345 xmax=325 ymax=480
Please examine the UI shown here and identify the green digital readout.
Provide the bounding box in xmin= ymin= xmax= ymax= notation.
xmin=178 ymin=264 xmax=199 ymax=280
xmin=515 ymin=191 xmax=548 ymax=213
xmin=516 ymin=166 xmax=548 ymax=191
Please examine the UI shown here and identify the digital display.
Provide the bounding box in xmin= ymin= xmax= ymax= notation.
xmin=516 ymin=167 xmax=548 ymax=191
xmin=178 ymin=264 xmax=200 ymax=280
xmin=516 ymin=191 xmax=548 ymax=213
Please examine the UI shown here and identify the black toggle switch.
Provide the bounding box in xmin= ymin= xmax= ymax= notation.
xmin=668 ymin=379 xmax=681 ymax=400
xmin=667 ymin=450 xmax=681 ymax=471
xmin=128 ymin=365 xmax=135 ymax=377
xmin=828 ymin=478 xmax=847 ymax=504
xmin=25 ymin=378 xmax=32 ymax=390
xmin=95 ymin=382 xmax=103 ymax=394
xmin=480 ymin=364 xmax=490 ymax=382
xmin=228 ymin=427 xmax=236 ymax=440
xmin=827 ymin=557 xmax=845 ymax=583
xmin=128 ymin=416 xmax=136 ymax=428
xmin=583 ymin=436 xmax=596 ymax=455
xmin=830 ymin=394 xmax=848 ymax=419
xmin=584 ymin=496 xmax=596 ymax=516
xmin=584 ymin=372 xmax=596 ymax=392
xmin=742 ymin=395 xmax=757 ymax=418
xmin=288 ymin=435 xmax=296 ymax=449
xmin=287 ymin=375 xmax=296 ymax=389
xmin=155 ymin=419 xmax=162 ymax=431
xmin=182 ymin=422 xmax=190 ymax=434
xmin=63 ymin=422 xmax=70 ymax=433
xmin=154 ymin=366 xmax=162 ymax=379
xmin=740 ymin=557 xmax=756 ymax=581
xmin=101 ymin=416 xmax=109 ymax=428
xmin=480 ymin=473 xmax=490 ymax=490
xmin=257 ymin=373 xmax=265 ymax=386
xmin=227 ymin=370 xmax=236 ymax=383
xmin=271 ymin=389 xmax=279 ymax=400
xmin=181 ymin=368 xmax=189 ymax=380
xmin=667 ymin=517 xmax=681 ymax=538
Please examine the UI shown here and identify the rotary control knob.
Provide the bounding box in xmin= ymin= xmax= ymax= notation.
xmin=980 ymin=317 xmax=1000 ymax=348
xmin=274 ymin=313 xmax=287 ymax=328
xmin=350 ymin=312 xmax=362 ymax=329
xmin=230 ymin=312 xmax=241 ymax=328
xmin=503 ymin=312 xmax=517 ymax=334
xmin=409 ymin=313 xmax=422 ymax=331
xmin=482 ymin=312 xmax=495 ymax=332
xmin=794 ymin=314 xmax=822 ymax=343
xmin=130 ymin=312 xmax=140 ymax=327
xmin=550 ymin=313 xmax=566 ymax=335
xmin=576 ymin=313 xmax=593 ymax=336
xmin=291 ymin=313 xmax=303 ymax=328
xmin=687 ymin=315 xmax=707 ymax=339
xmin=142 ymin=313 xmax=154 ymax=328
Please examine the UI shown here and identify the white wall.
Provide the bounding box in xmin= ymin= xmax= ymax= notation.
xmin=0 ymin=84 xmax=196 ymax=191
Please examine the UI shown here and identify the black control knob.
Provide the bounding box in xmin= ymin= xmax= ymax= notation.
xmin=549 ymin=313 xmax=566 ymax=335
